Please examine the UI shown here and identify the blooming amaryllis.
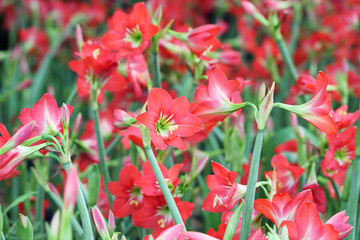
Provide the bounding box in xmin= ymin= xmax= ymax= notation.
xmin=274 ymin=72 xmax=338 ymax=135
xmin=137 ymin=88 xmax=202 ymax=151
xmin=193 ymin=66 xmax=245 ymax=123
xmin=101 ymin=2 xmax=159 ymax=57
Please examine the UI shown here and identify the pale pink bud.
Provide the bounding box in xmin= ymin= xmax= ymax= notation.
xmin=108 ymin=210 xmax=115 ymax=235
xmin=73 ymin=114 xmax=83 ymax=134
xmin=49 ymin=211 xmax=61 ymax=237
xmin=17 ymin=79 xmax=32 ymax=90
xmin=194 ymin=151 xmax=209 ymax=175
xmin=0 ymin=121 xmax=35 ymax=155
xmin=63 ymin=167 xmax=78 ymax=211
xmin=75 ymin=25 xmax=84 ymax=51
xmin=91 ymin=206 xmax=110 ymax=240
xmin=113 ymin=109 xmax=136 ymax=130
xmin=49 ymin=183 xmax=61 ymax=198
xmin=61 ymin=103 xmax=70 ymax=131
xmin=19 ymin=213 xmax=28 ymax=228
xmin=242 ymin=1 xmax=269 ymax=26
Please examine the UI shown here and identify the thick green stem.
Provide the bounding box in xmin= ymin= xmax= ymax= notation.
xmin=63 ymin=161 xmax=94 ymax=240
xmin=345 ymin=157 xmax=360 ymax=240
xmin=275 ymin=37 xmax=298 ymax=83
xmin=144 ymin=146 xmax=186 ymax=230
xmin=239 ymin=130 xmax=264 ymax=240
xmin=92 ymin=107 xmax=113 ymax=205
xmin=151 ymin=49 xmax=161 ymax=88
xmin=35 ymin=184 xmax=45 ymax=233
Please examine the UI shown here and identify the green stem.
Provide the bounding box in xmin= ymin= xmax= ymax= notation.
xmin=63 ymin=161 xmax=94 ymax=240
xmin=35 ymin=184 xmax=45 ymax=233
xmin=144 ymin=146 xmax=186 ymax=230
xmin=105 ymin=135 xmax=122 ymax=155
xmin=345 ymin=157 xmax=360 ymax=240
xmin=92 ymin=107 xmax=113 ymax=205
xmin=275 ymin=37 xmax=298 ymax=82
xmin=239 ymin=130 xmax=264 ymax=240
xmin=151 ymin=49 xmax=161 ymax=88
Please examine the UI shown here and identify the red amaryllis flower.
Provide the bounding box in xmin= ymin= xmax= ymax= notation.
xmin=18 ymin=93 xmax=74 ymax=137
xmin=108 ymin=164 xmax=143 ymax=218
xmin=101 ymin=2 xmax=159 ymax=57
xmin=186 ymin=24 xmax=221 ymax=56
xmin=254 ymin=190 xmax=313 ymax=228
xmin=136 ymin=88 xmax=202 ymax=151
xmin=202 ymin=161 xmax=247 ymax=212
xmin=264 ymin=154 xmax=305 ymax=196
xmin=68 ymin=41 xmax=121 ymax=103
xmin=152 ymin=224 xmax=220 ymax=240
xmin=331 ymin=105 xmax=359 ymax=130
xmin=276 ymin=72 xmax=338 ymax=135
xmin=193 ymin=66 xmax=245 ymax=123
xmin=321 ymin=126 xmax=356 ymax=185
xmin=135 ymin=161 xmax=183 ymax=196
xmin=281 ymin=202 xmax=342 ymax=240
xmin=132 ymin=196 xmax=194 ymax=237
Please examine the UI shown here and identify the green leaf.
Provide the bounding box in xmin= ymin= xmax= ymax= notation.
xmin=223 ymin=201 xmax=245 ymax=240
xmin=4 ymin=192 xmax=36 ymax=215
xmin=88 ymin=165 xmax=101 ymax=207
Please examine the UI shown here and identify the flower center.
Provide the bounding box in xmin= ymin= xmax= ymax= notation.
xmin=155 ymin=113 xmax=178 ymax=138
xmin=124 ymin=25 xmax=143 ymax=48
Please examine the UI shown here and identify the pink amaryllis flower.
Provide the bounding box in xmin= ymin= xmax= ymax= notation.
xmin=254 ymin=190 xmax=313 ymax=228
xmin=151 ymin=224 xmax=220 ymax=240
xmin=275 ymin=72 xmax=338 ymax=135
xmin=281 ymin=202 xmax=350 ymax=240
xmin=202 ymin=161 xmax=248 ymax=212
xmin=193 ymin=66 xmax=247 ymax=123
xmin=186 ymin=25 xmax=222 ymax=56
xmin=18 ymin=93 xmax=74 ymax=137
xmin=101 ymin=2 xmax=159 ymax=57
xmin=136 ymin=88 xmax=202 ymax=151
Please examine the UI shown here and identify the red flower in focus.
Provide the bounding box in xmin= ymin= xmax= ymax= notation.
xmin=137 ymin=88 xmax=202 ymax=151
xmin=277 ymin=72 xmax=338 ymax=135
xmin=101 ymin=2 xmax=159 ymax=57
xmin=282 ymin=202 xmax=341 ymax=240
xmin=203 ymin=161 xmax=247 ymax=212
xmin=265 ymin=154 xmax=305 ymax=196
xmin=135 ymin=161 xmax=183 ymax=196
xmin=132 ymin=196 xmax=194 ymax=237
xmin=68 ymin=41 xmax=121 ymax=103
xmin=254 ymin=190 xmax=313 ymax=228
xmin=18 ymin=93 xmax=73 ymax=137
xmin=187 ymin=25 xmax=221 ymax=56
xmin=321 ymin=126 xmax=356 ymax=185
xmin=331 ymin=105 xmax=359 ymax=130
xmin=193 ymin=66 xmax=244 ymax=123
xmin=108 ymin=164 xmax=143 ymax=218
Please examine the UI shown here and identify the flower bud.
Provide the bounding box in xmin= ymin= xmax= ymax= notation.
xmin=16 ymin=214 xmax=33 ymax=240
xmin=63 ymin=167 xmax=78 ymax=212
xmin=61 ymin=103 xmax=70 ymax=134
xmin=257 ymin=82 xmax=275 ymax=130
xmin=108 ymin=210 xmax=115 ymax=235
xmin=242 ymin=1 xmax=269 ymax=26
xmin=75 ymin=24 xmax=84 ymax=51
xmin=0 ymin=121 xmax=35 ymax=155
xmin=46 ymin=211 xmax=60 ymax=240
xmin=73 ymin=113 xmax=83 ymax=135
xmin=113 ymin=109 xmax=137 ymax=130
xmin=91 ymin=206 xmax=110 ymax=240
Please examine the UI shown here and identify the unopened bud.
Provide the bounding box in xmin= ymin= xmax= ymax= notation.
xmin=75 ymin=24 xmax=84 ymax=51
xmin=63 ymin=167 xmax=78 ymax=212
xmin=17 ymin=79 xmax=32 ymax=90
xmin=113 ymin=109 xmax=137 ymax=130
xmin=91 ymin=206 xmax=110 ymax=240
xmin=16 ymin=214 xmax=33 ymax=240
xmin=0 ymin=121 xmax=35 ymax=155
xmin=257 ymin=82 xmax=275 ymax=130
xmin=108 ymin=210 xmax=115 ymax=235
xmin=73 ymin=113 xmax=83 ymax=134
xmin=258 ymin=83 xmax=266 ymax=106
xmin=61 ymin=103 xmax=70 ymax=134
xmin=242 ymin=1 xmax=269 ymax=26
